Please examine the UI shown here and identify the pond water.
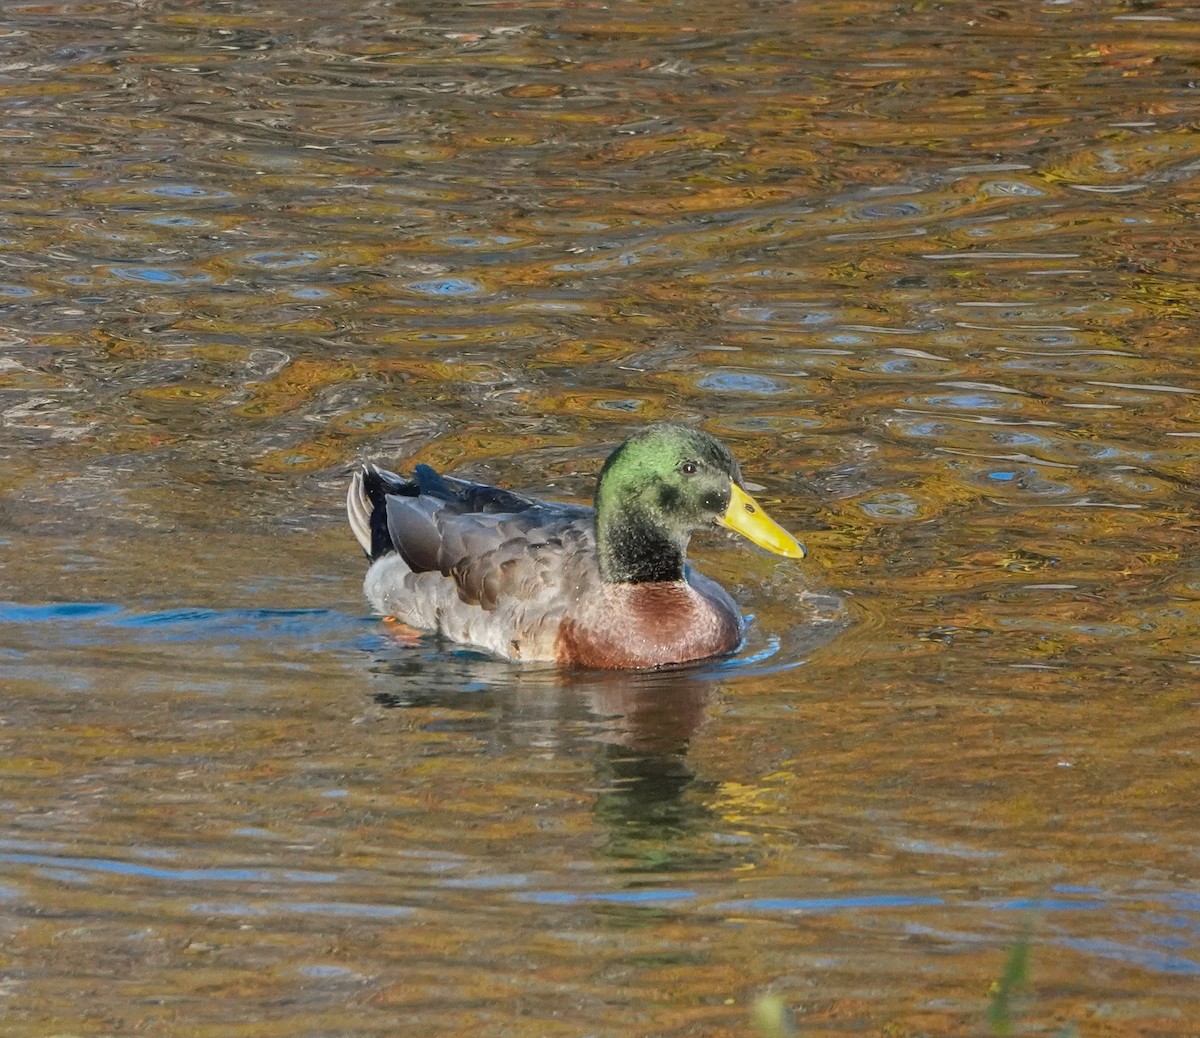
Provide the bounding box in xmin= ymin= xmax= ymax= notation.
xmin=1 ymin=0 xmax=1198 ymax=1034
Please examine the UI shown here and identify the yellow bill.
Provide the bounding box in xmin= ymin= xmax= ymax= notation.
xmin=718 ymin=482 xmax=806 ymax=559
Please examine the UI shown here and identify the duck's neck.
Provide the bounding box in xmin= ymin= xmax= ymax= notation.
xmin=597 ymin=508 xmax=687 ymax=584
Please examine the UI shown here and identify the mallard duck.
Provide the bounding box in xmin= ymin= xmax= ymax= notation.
xmin=346 ymin=423 xmax=805 ymax=669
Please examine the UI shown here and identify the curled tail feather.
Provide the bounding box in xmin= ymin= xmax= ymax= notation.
xmin=346 ymin=467 xmax=374 ymax=557
xmin=347 ymin=463 xmax=420 ymax=560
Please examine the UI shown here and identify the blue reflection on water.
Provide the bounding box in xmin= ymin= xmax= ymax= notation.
xmin=698 ymin=372 xmax=784 ymax=395
xmin=0 ymin=601 xmax=376 ymax=652
xmin=145 ymin=184 xmax=232 ymax=199
xmin=715 ymin=894 xmax=945 ymax=913
xmin=518 ymin=889 xmax=697 ymax=905
xmin=407 ymin=277 xmax=485 ymax=296
xmin=108 ymin=266 xmax=209 ymax=284
xmin=0 ymin=850 xmax=336 ymax=884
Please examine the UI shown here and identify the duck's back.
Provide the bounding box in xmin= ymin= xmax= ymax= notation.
xmin=348 ymin=464 xmax=598 ymax=661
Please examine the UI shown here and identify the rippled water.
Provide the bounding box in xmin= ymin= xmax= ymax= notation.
xmin=1 ymin=0 xmax=1198 ymax=1034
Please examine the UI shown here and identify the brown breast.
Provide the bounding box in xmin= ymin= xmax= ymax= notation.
xmin=555 ymin=581 xmax=742 ymax=669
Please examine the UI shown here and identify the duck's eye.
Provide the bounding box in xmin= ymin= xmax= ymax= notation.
xmin=680 ymin=461 xmax=698 ymax=476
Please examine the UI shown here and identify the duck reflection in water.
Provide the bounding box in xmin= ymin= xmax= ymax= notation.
xmin=369 ymin=650 xmax=723 ymax=848
xmin=583 ymin=669 xmax=722 ymax=856
xmin=369 ymin=652 xmax=714 ymax=756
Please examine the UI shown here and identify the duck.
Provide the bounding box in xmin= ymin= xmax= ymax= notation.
xmin=346 ymin=423 xmax=805 ymax=669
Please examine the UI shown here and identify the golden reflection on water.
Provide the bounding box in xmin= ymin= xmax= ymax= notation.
xmin=1 ymin=0 xmax=1199 ymax=1034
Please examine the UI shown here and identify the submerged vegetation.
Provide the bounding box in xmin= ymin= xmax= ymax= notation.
xmin=754 ymin=934 xmax=1082 ymax=1037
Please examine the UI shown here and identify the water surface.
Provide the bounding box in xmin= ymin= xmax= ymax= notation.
xmin=1 ymin=1 xmax=1198 ymax=1034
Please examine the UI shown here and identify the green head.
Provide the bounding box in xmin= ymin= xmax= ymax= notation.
xmin=594 ymin=424 xmax=805 ymax=584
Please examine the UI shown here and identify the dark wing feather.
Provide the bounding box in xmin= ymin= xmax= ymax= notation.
xmin=385 ymin=495 xmax=445 ymax=573
xmin=415 ymin=463 xmax=543 ymax=515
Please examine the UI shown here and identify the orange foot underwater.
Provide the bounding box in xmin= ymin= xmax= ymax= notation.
xmin=381 ymin=616 xmax=426 ymax=647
